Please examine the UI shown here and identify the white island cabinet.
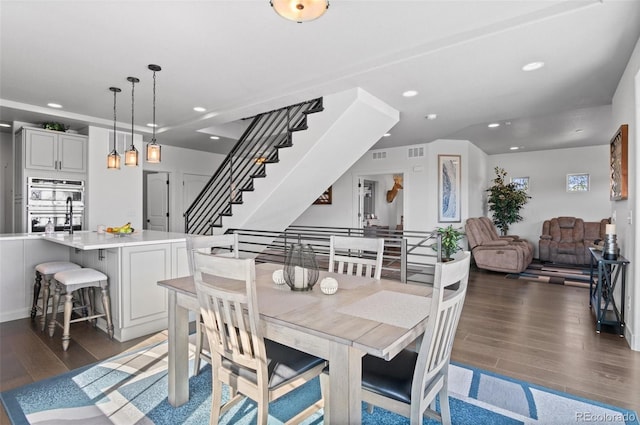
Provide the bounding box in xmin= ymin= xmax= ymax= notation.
xmin=0 ymin=230 xmax=188 ymax=342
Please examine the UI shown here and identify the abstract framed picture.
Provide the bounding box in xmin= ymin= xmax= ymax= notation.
xmin=313 ymin=186 xmax=332 ymax=205
xmin=511 ymin=176 xmax=529 ymax=191
xmin=567 ymin=173 xmax=589 ymax=192
xmin=610 ymin=124 xmax=628 ymax=201
xmin=438 ymin=155 xmax=461 ymax=222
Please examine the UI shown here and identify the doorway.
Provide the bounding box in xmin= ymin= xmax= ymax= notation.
xmin=357 ymin=173 xmax=404 ymax=231
xmin=144 ymin=171 xmax=169 ymax=231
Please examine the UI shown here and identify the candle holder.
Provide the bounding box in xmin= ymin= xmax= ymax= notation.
xmin=603 ymin=233 xmax=619 ymax=260
xmin=284 ymin=242 xmax=319 ymax=291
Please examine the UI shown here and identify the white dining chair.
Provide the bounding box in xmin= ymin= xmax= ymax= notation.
xmin=323 ymin=251 xmax=471 ymax=425
xmin=328 ymin=235 xmax=385 ymax=279
xmin=194 ymin=253 xmax=327 ymax=425
xmin=186 ymin=233 xmax=239 ymax=375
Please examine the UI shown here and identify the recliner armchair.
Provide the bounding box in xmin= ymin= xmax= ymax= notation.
xmin=465 ymin=217 xmax=533 ymax=273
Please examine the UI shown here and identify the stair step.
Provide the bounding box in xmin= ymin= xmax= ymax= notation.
xmin=289 ymin=124 xmax=308 ymax=132
xmin=303 ymin=105 xmax=324 ymax=114
xmin=230 ymin=200 xmax=243 ymax=205
xmin=275 ymin=142 xmax=293 ymax=149
xmin=220 ymin=212 xmax=232 ymax=217
xmin=239 ymin=186 xmax=254 ymax=192
xmin=263 ymin=158 xmax=279 ymax=164
xmin=251 ymin=173 xmax=267 ymax=178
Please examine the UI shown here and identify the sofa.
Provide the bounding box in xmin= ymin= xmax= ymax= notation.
xmin=539 ymin=217 xmax=609 ymax=265
xmin=465 ymin=217 xmax=533 ymax=273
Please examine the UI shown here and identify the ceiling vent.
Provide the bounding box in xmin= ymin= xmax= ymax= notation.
xmin=372 ymin=151 xmax=387 ymax=160
xmin=408 ymin=146 xmax=424 ymax=158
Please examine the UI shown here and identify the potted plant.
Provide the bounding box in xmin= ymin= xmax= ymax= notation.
xmin=486 ymin=167 xmax=531 ymax=235
xmin=434 ymin=225 xmax=464 ymax=261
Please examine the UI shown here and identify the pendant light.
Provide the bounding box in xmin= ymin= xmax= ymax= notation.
xmin=124 ymin=76 xmax=140 ymax=166
xmin=146 ymin=64 xmax=162 ymax=163
xmin=107 ymin=87 xmax=122 ymax=169
xmin=270 ymin=0 xmax=329 ymax=23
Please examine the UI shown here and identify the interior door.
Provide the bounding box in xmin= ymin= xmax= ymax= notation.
xmin=182 ymin=173 xmax=210 ymax=215
xmin=146 ymin=172 xmax=169 ymax=231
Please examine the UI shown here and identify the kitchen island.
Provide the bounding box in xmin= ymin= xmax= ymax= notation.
xmin=0 ymin=230 xmax=189 ymax=341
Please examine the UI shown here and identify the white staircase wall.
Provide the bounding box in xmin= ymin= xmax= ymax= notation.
xmin=222 ymin=88 xmax=399 ymax=232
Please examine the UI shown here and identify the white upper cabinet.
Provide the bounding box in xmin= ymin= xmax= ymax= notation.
xmin=21 ymin=127 xmax=87 ymax=173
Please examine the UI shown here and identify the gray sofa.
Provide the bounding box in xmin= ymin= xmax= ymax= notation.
xmin=538 ymin=217 xmax=609 ymax=265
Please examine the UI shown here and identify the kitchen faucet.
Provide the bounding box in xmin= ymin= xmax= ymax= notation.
xmin=65 ymin=196 xmax=74 ymax=234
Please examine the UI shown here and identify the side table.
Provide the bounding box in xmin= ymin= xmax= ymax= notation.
xmin=588 ymin=247 xmax=629 ymax=336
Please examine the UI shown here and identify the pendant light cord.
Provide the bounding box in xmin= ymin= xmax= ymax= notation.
xmin=112 ymin=89 xmax=117 ymax=151
xmin=152 ymin=70 xmax=157 ymax=142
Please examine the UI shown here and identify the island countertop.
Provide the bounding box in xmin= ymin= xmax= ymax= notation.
xmin=37 ymin=230 xmax=188 ymax=250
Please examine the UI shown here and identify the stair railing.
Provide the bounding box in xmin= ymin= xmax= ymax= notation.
xmin=184 ymin=97 xmax=323 ymax=235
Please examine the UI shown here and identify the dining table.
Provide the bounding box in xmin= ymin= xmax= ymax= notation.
xmin=157 ymin=262 xmax=433 ymax=425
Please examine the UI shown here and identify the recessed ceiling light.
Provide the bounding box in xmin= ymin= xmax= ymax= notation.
xmin=383 ymin=133 xmax=391 ymax=137
xmin=509 ymin=146 xmax=520 ymax=150
xmin=488 ymin=123 xmax=500 ymax=128
xmin=522 ymin=61 xmax=545 ymax=72
xmin=193 ymin=107 xmax=206 ymax=112
xmin=209 ymin=136 xmax=220 ymax=140
xmin=147 ymin=123 xmax=158 ymax=128
xmin=0 ymin=123 xmax=11 ymax=128
xmin=402 ymin=90 xmax=418 ymax=97
xmin=47 ymin=103 xmax=62 ymax=108
xmin=426 ymin=114 xmax=437 ymax=120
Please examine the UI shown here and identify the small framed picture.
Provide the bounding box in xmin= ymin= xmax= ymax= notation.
xmin=567 ymin=173 xmax=589 ymax=192
xmin=511 ymin=176 xmax=529 ymax=191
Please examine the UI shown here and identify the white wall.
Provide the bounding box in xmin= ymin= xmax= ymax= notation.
xmin=488 ymin=145 xmax=611 ymax=257
xmin=293 ymin=139 xmax=483 ymax=235
xmin=143 ymin=144 xmax=224 ymax=232
xmin=611 ymin=35 xmax=639 ymax=350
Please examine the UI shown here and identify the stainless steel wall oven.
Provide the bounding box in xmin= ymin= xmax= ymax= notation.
xmin=27 ymin=177 xmax=85 ymax=233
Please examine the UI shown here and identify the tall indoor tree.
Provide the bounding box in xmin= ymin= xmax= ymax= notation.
xmin=486 ymin=167 xmax=531 ymax=235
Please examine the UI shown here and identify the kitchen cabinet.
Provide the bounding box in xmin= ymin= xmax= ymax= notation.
xmin=19 ymin=127 xmax=87 ymax=173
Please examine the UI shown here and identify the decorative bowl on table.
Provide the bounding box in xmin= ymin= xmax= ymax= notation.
xmin=320 ymin=277 xmax=338 ymax=295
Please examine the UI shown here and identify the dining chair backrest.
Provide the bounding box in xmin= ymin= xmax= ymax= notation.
xmin=186 ymin=233 xmax=239 ymax=275
xmin=411 ymin=251 xmax=471 ymax=419
xmin=329 ymin=235 xmax=385 ymax=279
xmin=193 ymin=253 xmax=264 ymax=373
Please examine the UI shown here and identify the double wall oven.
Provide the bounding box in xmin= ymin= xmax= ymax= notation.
xmin=27 ymin=177 xmax=85 ymax=233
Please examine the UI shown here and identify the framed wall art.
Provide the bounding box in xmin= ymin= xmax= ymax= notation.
xmin=567 ymin=173 xmax=589 ymax=192
xmin=313 ymin=186 xmax=332 ymax=205
xmin=438 ymin=155 xmax=461 ymax=222
xmin=609 ymin=124 xmax=628 ymax=201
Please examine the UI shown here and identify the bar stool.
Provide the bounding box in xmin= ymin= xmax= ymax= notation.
xmin=31 ymin=261 xmax=81 ymax=331
xmin=48 ymin=268 xmax=114 ymax=351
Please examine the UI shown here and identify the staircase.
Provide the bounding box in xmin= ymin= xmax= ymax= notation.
xmin=184 ymin=88 xmax=399 ymax=235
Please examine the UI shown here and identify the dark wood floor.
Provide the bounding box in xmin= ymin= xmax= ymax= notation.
xmin=1 ymin=266 xmax=639 ymax=424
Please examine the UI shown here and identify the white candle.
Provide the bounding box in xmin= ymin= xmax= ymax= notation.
xmin=606 ymin=224 xmax=616 ymax=235
xmin=294 ymin=266 xmax=308 ymax=289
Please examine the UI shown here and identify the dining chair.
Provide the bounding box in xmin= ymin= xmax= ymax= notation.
xmin=193 ymin=253 xmax=327 ymax=425
xmin=186 ymin=233 xmax=240 ymax=375
xmin=343 ymin=251 xmax=471 ymax=425
xmin=328 ymin=235 xmax=385 ymax=279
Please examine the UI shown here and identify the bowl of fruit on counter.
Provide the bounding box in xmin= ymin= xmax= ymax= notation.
xmin=106 ymin=223 xmax=135 ymax=236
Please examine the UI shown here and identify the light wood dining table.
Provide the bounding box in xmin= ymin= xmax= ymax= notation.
xmin=158 ymin=262 xmax=433 ymax=424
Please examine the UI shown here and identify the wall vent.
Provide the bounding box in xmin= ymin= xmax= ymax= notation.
xmin=372 ymin=151 xmax=387 ymax=160
xmin=408 ymin=147 xmax=425 ymax=158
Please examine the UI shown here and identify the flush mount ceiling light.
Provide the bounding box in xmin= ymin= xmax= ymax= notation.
xmin=146 ymin=64 xmax=162 ymax=164
xmin=47 ymin=103 xmax=63 ymax=108
xmin=402 ymin=90 xmax=418 ymax=97
xmin=488 ymin=123 xmax=500 ymax=128
xmin=509 ymin=146 xmax=520 ymax=151
xmin=107 ymin=87 xmax=122 ymax=170
xmin=125 ymin=76 xmax=140 ymax=167
xmin=522 ymin=61 xmax=545 ymax=72
xmin=209 ymin=136 xmax=220 ymax=140
xmin=270 ymin=0 xmax=329 ymax=23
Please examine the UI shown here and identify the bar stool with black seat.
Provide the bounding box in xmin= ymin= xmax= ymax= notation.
xmin=31 ymin=261 xmax=82 ymax=331
xmin=48 ymin=268 xmax=114 ymax=351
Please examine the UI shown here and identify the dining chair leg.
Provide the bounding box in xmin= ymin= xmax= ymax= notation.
xmin=193 ymin=317 xmax=203 ymax=375
xmin=209 ymin=377 xmax=223 ymax=425
xmin=439 ymin=372 xmax=452 ymax=425
xmin=256 ymin=387 xmax=269 ymax=425
xmin=62 ymin=293 xmax=73 ymax=351
xmin=40 ymin=277 xmax=51 ymax=331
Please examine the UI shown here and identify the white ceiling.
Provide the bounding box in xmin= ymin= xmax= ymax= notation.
xmin=1 ymin=0 xmax=639 ymax=155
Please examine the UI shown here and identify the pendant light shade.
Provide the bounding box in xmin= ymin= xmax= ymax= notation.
xmin=107 ymin=87 xmax=122 ymax=169
xmin=146 ymin=64 xmax=162 ymax=164
xmin=125 ymin=76 xmax=140 ymax=166
xmin=270 ymin=0 xmax=329 ymax=23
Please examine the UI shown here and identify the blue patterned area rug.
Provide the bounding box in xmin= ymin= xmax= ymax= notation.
xmin=1 ymin=342 xmax=638 ymax=425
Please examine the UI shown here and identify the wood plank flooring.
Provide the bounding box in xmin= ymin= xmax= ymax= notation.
xmin=1 ymin=266 xmax=639 ymax=424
